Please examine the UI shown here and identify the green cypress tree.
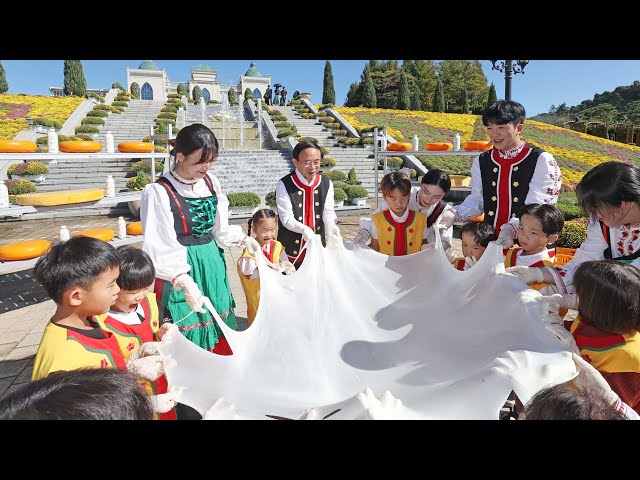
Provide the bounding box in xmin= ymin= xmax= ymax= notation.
xmin=63 ymin=60 xmax=87 ymax=97
xmin=432 ymin=76 xmax=445 ymax=112
xmin=0 ymin=61 xmax=8 ymax=94
xmin=463 ymin=86 xmax=470 ymax=114
xmin=486 ymin=82 xmax=498 ymax=109
xmin=192 ymin=85 xmax=201 ymax=103
xmin=130 ymin=82 xmax=140 ymax=99
xmin=322 ymin=60 xmax=336 ymax=104
xmin=177 ymin=83 xmax=187 ymax=95
xmin=244 ymin=87 xmax=253 ymax=100
xmin=411 ymin=88 xmax=422 ymax=111
xmin=362 ymin=67 xmax=376 ymax=108
xmin=396 ymin=71 xmax=411 ymax=110
xmin=228 ymin=88 xmax=237 ymax=104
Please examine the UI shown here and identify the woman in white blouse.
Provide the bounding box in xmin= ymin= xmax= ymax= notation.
xmin=140 ymin=123 xmax=258 ymax=355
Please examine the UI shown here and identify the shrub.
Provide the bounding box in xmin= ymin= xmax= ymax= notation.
xmin=5 ymin=179 xmax=36 ymax=195
xmin=8 ymin=161 xmax=49 ymax=176
xmin=168 ymin=93 xmax=182 ymax=99
xmin=557 ymin=191 xmax=585 ymax=221
xmin=298 ymin=136 xmax=318 ymax=144
xmin=347 ymin=167 xmax=359 ymax=184
xmin=126 ymin=174 xmax=150 ymax=191
xmin=114 ymin=96 xmax=130 ymax=103
xmin=161 ymin=106 xmax=178 ymax=113
xmin=192 ymin=85 xmax=201 ymax=103
xmin=345 ymin=138 xmax=360 ymax=146
xmin=130 ymin=82 xmax=140 ymax=99
xmin=268 ymin=109 xmax=282 ymax=116
xmin=290 ymin=99 xmax=302 ymax=105
xmin=319 ymin=103 xmax=334 ymax=110
xmin=112 ymin=81 xmax=125 ymax=90
xmin=337 ymin=137 xmax=348 ymax=144
xmin=93 ymin=104 xmax=113 ymax=111
xmin=271 ymin=115 xmax=288 ymax=122
xmin=227 ymin=192 xmax=261 ymax=208
xmin=301 ymin=113 xmax=315 ymax=119
xmin=361 ymin=137 xmax=374 ymax=144
xmin=75 ymin=125 xmax=99 ymax=134
xmin=86 ymin=109 xmax=108 ymax=117
xmin=380 ymin=157 xmax=404 ymax=168
xmin=557 ymin=220 xmax=588 ymax=248
xmin=154 ymin=146 xmax=167 ymax=153
xmin=154 ymin=123 xmax=168 ymax=134
xmin=75 ymin=134 xmax=95 ymax=141
xmin=133 ymin=159 xmax=164 ymax=175
xmin=32 ymin=118 xmax=63 ymax=129
xmin=315 ymin=112 xmax=329 ymax=118
xmin=409 ymin=168 xmax=417 ymax=179
xmin=86 ymin=93 xmax=105 ymax=103
xmin=334 ymin=181 xmax=349 ymax=190
xmin=334 ymin=187 xmax=347 ymax=202
xmin=112 ymin=101 xmax=129 ymax=107
xmin=344 ymin=184 xmax=368 ymax=199
xmin=277 ymin=129 xmax=296 ymax=138
xmin=265 ymin=191 xmax=277 ymax=207
xmin=359 ymin=125 xmax=384 ymax=134
xmin=208 ymin=99 xmax=220 ymax=104
xmin=156 ymin=118 xmax=176 ymax=126
xmin=80 ymin=117 xmax=105 ymax=125
xmin=325 ymin=123 xmax=340 ymax=129
xmin=157 ymin=112 xmax=177 ymax=120
xmin=321 ymin=157 xmax=336 ymax=168
xmin=274 ymin=121 xmax=292 ymax=129
xmin=322 ymin=170 xmax=346 ymax=182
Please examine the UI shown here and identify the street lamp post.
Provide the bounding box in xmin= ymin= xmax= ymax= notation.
xmin=490 ymin=60 xmax=529 ymax=101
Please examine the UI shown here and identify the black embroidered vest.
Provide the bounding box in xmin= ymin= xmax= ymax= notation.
xmin=156 ymin=174 xmax=217 ymax=247
xmin=277 ymin=172 xmax=330 ymax=257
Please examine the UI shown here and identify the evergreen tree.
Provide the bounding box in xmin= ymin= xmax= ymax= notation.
xmin=396 ymin=71 xmax=411 ymax=110
xmin=344 ymin=81 xmax=362 ymax=107
xmin=432 ymin=76 xmax=445 ymax=112
xmin=192 ymin=85 xmax=201 ymax=103
xmin=177 ymin=83 xmax=187 ymax=95
xmin=0 ymin=61 xmax=8 ymax=93
xmin=438 ymin=60 xmax=488 ymax=114
xmin=362 ymin=67 xmax=377 ymax=108
xmin=322 ymin=60 xmax=336 ymax=104
xmin=463 ymin=86 xmax=470 ymax=113
xmin=244 ymin=87 xmax=253 ymax=100
xmin=411 ymin=88 xmax=422 ymax=111
xmin=228 ymin=88 xmax=237 ymax=103
xmin=486 ymin=82 xmax=498 ymax=109
xmin=130 ymin=82 xmax=140 ymax=99
xmin=63 ymin=60 xmax=87 ymax=97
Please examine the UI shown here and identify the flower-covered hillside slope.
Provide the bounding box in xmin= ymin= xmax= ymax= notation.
xmin=335 ymin=107 xmax=640 ymax=190
xmin=0 ymin=94 xmax=85 ymax=140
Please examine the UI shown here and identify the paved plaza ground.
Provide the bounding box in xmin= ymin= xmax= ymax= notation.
xmin=0 ymin=210 xmax=465 ymax=399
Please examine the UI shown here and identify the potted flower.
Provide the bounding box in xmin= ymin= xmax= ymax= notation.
xmin=344 ymin=184 xmax=369 ymax=207
xmin=320 ymin=157 xmax=336 ymax=172
xmin=334 ymin=187 xmax=347 ymax=208
xmin=133 ymin=159 xmax=164 ymax=178
xmin=227 ymin=192 xmax=261 ymax=215
xmin=7 ymin=161 xmax=49 ymax=183
xmin=379 ymin=157 xmax=403 ymax=171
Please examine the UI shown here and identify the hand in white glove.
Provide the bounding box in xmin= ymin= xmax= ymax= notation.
xmin=325 ymin=222 xmax=340 ymax=238
xmin=536 ymin=293 xmax=578 ymax=316
xmin=127 ymin=354 xmax=168 ymax=381
xmin=241 ymin=236 xmax=261 ymax=256
xmin=301 ymin=225 xmax=315 ymax=242
xmin=353 ymin=228 xmax=371 ymax=246
xmin=438 ymin=209 xmax=456 ymax=229
xmin=173 ymin=274 xmax=205 ymax=313
xmin=420 ymin=242 xmax=435 ymax=251
xmin=505 ymin=265 xmax=544 ymax=285
xmin=464 ymin=256 xmax=477 ymax=270
xmin=496 ymin=223 xmax=516 ymax=248
xmin=127 ymin=341 xmax=161 ymax=362
xmin=148 ymin=392 xmax=177 ymax=414
xmin=281 ymin=261 xmax=296 ymax=275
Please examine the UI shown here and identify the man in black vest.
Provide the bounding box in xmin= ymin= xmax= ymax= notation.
xmin=439 ymin=100 xmax=561 ymax=247
xmin=276 ymin=141 xmax=339 ymax=266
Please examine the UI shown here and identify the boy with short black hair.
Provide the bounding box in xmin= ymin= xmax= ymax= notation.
xmin=452 ymin=221 xmax=497 ymax=270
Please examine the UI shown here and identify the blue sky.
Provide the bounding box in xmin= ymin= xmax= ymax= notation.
xmin=4 ymin=60 xmax=640 ymax=117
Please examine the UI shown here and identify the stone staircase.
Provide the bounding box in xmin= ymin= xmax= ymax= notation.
xmin=185 ymin=103 xmax=261 ymax=149
xmin=210 ymin=150 xmax=293 ymax=201
xmin=278 ymin=106 xmax=379 ymax=198
xmin=37 ymin=158 xmax=137 ymax=192
xmin=95 ymin=100 xmax=166 ymax=149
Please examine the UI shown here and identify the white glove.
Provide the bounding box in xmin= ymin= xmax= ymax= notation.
xmin=325 ymin=222 xmax=340 ymax=238
xmin=127 ymin=341 xmax=161 ymax=362
xmin=281 ymin=261 xmax=296 ymax=275
xmin=496 ymin=223 xmax=516 ymax=248
xmin=173 ymin=274 xmax=205 ymax=313
xmin=464 ymin=256 xmax=477 ymax=270
xmin=535 ymin=293 xmax=578 ymax=316
xmin=420 ymin=242 xmax=435 ymax=251
xmin=571 ymin=353 xmax=619 ymax=405
xmin=148 ymin=392 xmax=177 ymax=414
xmin=505 ymin=265 xmax=544 ymax=284
xmin=301 ymin=225 xmax=315 ymax=241
xmin=353 ymin=228 xmax=371 ymax=246
xmin=241 ymin=236 xmax=261 ymax=256
xmin=127 ymin=355 xmax=168 ymax=381
xmin=438 ymin=209 xmax=456 ymax=229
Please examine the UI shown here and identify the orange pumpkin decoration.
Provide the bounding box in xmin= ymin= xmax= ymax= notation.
xmin=118 ymin=142 xmax=154 ymax=153
xmin=126 ymin=221 xmax=143 ymax=236
xmin=386 ymin=142 xmax=412 ymax=152
xmin=469 ymin=214 xmax=485 ymax=222
xmin=59 ymin=141 xmax=102 ymax=153
xmin=425 ymin=142 xmax=453 ymax=151
xmin=463 ymin=141 xmax=493 ymax=151
xmin=72 ymin=228 xmax=115 ymax=242
xmin=0 ymin=140 xmax=38 ymax=153
xmin=0 ymin=239 xmax=51 ymax=261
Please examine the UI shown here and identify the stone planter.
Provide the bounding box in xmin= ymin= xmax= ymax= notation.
xmin=335 ymin=200 xmax=345 ymax=208
xmin=319 ymin=166 xmax=334 ymax=172
xmin=128 ymin=199 xmax=141 ymax=217
xmin=11 ymin=174 xmax=46 ymax=183
xmin=349 ymin=197 xmax=367 ymax=207
xmin=229 ymin=206 xmax=256 ymax=216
